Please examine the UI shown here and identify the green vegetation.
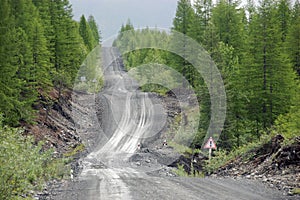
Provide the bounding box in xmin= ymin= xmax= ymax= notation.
xmin=169 ymin=141 xmax=200 ymax=155
xmin=64 ymin=143 xmax=86 ymax=158
xmin=291 ymin=188 xmax=300 ymax=195
xmin=204 ymin=134 xmax=271 ymax=174
xmin=273 ymin=84 xmax=300 ymax=145
xmin=0 ymin=0 xmax=102 ymax=198
xmin=205 ymin=80 xmax=300 ymax=173
xmin=174 ymin=164 xmax=205 ymax=178
xmin=114 ymin=0 xmax=300 ymax=153
xmin=73 ymin=45 xmax=104 ymax=93
xmin=174 ymin=164 xmax=190 ymax=176
xmin=0 ymin=0 xmax=298 ymax=194
xmin=0 ymin=0 xmax=101 ymax=126
xmin=0 ymin=117 xmax=67 ymax=200
xmin=113 ymin=0 xmax=300 ymax=177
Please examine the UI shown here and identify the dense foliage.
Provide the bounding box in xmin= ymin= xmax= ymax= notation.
xmin=0 ymin=0 xmax=101 ymax=198
xmin=0 ymin=117 xmax=67 ymax=200
xmin=0 ymin=0 xmax=100 ymax=126
xmin=114 ymin=0 xmax=300 ymax=150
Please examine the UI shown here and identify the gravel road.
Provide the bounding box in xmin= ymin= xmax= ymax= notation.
xmin=52 ymin=47 xmax=297 ymax=200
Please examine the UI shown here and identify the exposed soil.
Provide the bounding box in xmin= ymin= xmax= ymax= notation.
xmin=27 ymin=89 xmax=81 ymax=155
xmin=212 ymin=135 xmax=300 ymax=196
xmin=27 ymin=85 xmax=300 ymax=200
xmin=20 ymin=47 xmax=297 ymax=199
xmin=29 ymin=87 xmax=299 ymax=199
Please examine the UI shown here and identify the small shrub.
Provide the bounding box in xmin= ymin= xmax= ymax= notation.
xmin=291 ymin=188 xmax=300 ymax=195
xmin=174 ymin=164 xmax=189 ymax=177
xmin=73 ymin=82 xmax=90 ymax=92
xmin=64 ymin=143 xmax=85 ymax=157
xmin=0 ymin=118 xmax=66 ymax=199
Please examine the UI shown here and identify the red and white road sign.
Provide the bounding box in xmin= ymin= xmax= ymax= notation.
xmin=204 ymin=137 xmax=217 ymax=149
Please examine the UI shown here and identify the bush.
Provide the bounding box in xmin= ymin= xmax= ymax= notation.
xmin=174 ymin=164 xmax=189 ymax=177
xmin=0 ymin=118 xmax=66 ymax=199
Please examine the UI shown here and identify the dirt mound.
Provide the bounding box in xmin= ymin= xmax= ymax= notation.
xmin=214 ymin=135 xmax=300 ymax=195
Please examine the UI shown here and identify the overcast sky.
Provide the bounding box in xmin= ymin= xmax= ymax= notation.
xmin=68 ymin=0 xmax=258 ymax=41
xmin=69 ymin=0 xmax=179 ymax=40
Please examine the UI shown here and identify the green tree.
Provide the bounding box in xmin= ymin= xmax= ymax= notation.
xmin=172 ymin=0 xmax=196 ymax=83
xmin=88 ymin=15 xmax=101 ymax=44
xmin=216 ymin=42 xmax=248 ymax=149
xmin=276 ymin=0 xmax=291 ymax=42
xmin=173 ymin=0 xmax=195 ymax=35
xmin=241 ymin=0 xmax=296 ymax=134
xmin=210 ymin=0 xmax=246 ymax=58
xmin=32 ymin=0 xmax=56 ymax=79
xmin=79 ymin=15 xmax=96 ymax=51
xmin=113 ymin=19 xmax=135 ymax=49
xmin=9 ymin=0 xmax=51 ymax=123
xmin=0 ymin=0 xmax=22 ymax=125
xmin=192 ymin=0 xmax=213 ymax=43
xmin=50 ymin=0 xmax=86 ymax=98
xmin=286 ymin=0 xmax=300 ymax=76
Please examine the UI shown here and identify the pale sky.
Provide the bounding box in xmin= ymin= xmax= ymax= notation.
xmin=69 ymin=0 xmax=288 ymax=41
xmin=70 ymin=0 xmax=178 ymax=40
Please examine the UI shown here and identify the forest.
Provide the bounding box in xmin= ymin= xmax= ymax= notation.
xmin=0 ymin=0 xmax=100 ymax=126
xmin=0 ymin=0 xmax=299 ymax=198
xmin=0 ymin=0 xmax=100 ymax=198
xmin=114 ymin=0 xmax=300 ymax=151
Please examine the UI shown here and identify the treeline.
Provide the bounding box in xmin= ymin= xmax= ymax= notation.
xmin=0 ymin=0 xmax=100 ymax=126
xmin=114 ymin=0 xmax=300 ymax=150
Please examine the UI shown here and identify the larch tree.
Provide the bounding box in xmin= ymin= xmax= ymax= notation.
xmin=286 ymin=0 xmax=300 ymax=76
xmin=241 ymin=0 xmax=296 ymax=134
xmin=172 ymin=0 xmax=196 ymax=83
xmin=9 ymin=0 xmax=51 ymax=123
xmin=50 ymin=0 xmax=86 ymax=99
xmin=211 ymin=0 xmax=246 ymax=59
xmin=0 ymin=0 xmax=22 ymax=125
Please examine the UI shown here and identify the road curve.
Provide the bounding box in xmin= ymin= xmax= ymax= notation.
xmin=55 ymin=47 xmax=295 ymax=200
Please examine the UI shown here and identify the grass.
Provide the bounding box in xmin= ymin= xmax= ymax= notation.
xmin=64 ymin=143 xmax=85 ymax=157
xmin=173 ymin=164 xmax=189 ymax=176
xmin=173 ymin=164 xmax=205 ymax=178
xmin=169 ymin=141 xmax=201 ymax=154
xmin=169 ymin=141 xmax=193 ymax=154
xmin=291 ymin=188 xmax=300 ymax=195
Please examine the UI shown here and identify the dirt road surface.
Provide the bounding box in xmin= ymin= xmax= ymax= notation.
xmin=51 ymin=47 xmax=296 ymax=200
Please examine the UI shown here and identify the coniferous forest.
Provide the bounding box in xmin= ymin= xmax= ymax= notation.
xmin=0 ymin=0 xmax=100 ymax=126
xmin=0 ymin=0 xmax=100 ymax=198
xmin=0 ymin=0 xmax=299 ymax=198
xmin=114 ymin=0 xmax=300 ymax=151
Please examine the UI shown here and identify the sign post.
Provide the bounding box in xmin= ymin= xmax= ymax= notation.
xmin=204 ymin=137 xmax=217 ymax=162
